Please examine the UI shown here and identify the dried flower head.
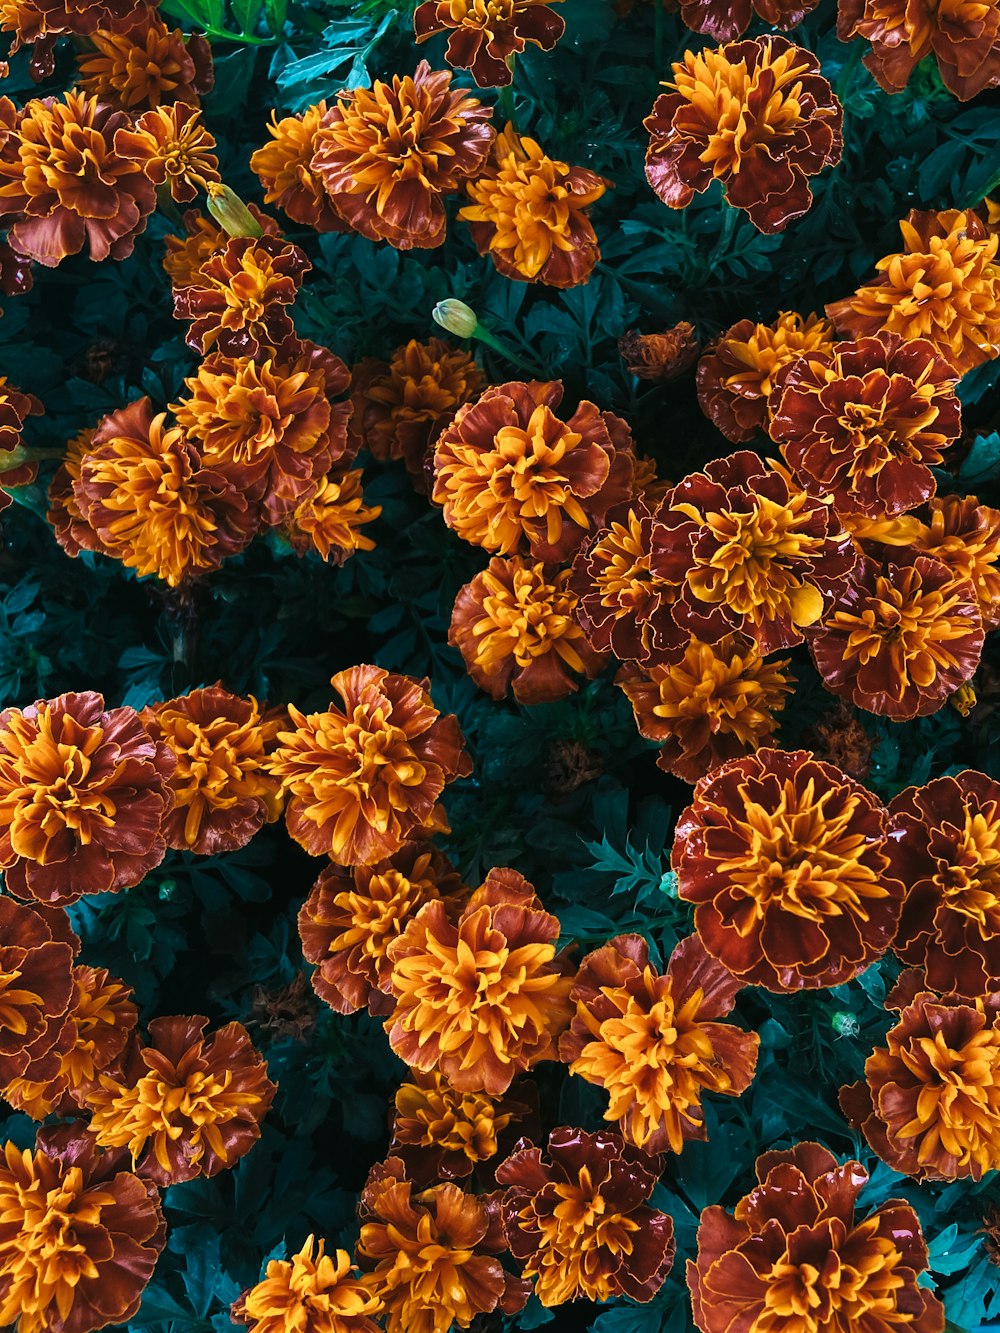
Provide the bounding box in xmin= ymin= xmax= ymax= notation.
xmin=76 ymin=13 xmax=213 ymax=110
xmin=837 ymin=0 xmax=1000 ymax=99
xmin=231 ymin=1235 xmax=381 ymax=1333
xmin=114 ymin=103 xmax=220 ymax=202
xmin=283 ymin=468 xmax=381 ymax=564
xmin=414 ymin=0 xmax=565 ymax=87
xmin=619 ymin=323 xmax=699 ymax=381
xmin=0 ymin=896 xmax=77 ymax=1089
xmin=914 ymin=493 xmax=1000 ymax=631
xmin=251 ymin=103 xmax=346 ymax=233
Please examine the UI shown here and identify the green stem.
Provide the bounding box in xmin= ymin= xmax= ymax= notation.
xmin=836 ymin=39 xmax=865 ymax=101
xmin=473 ymin=323 xmax=538 ymax=375
xmin=498 ymin=56 xmax=516 ymax=126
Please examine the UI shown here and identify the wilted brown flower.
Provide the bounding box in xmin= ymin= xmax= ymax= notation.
xmin=808 ymin=701 xmax=874 ymax=782
xmin=914 ymin=493 xmax=1000 ymax=630
xmin=283 ymin=468 xmax=381 ymax=564
xmin=114 ymin=103 xmax=220 ymax=202
xmin=673 ymin=748 xmax=904 ymax=991
xmin=673 ymin=0 xmax=820 ymax=39
xmin=619 ymin=323 xmax=699 ymax=380
xmin=644 ymin=37 xmax=843 ymax=234
xmin=76 ymin=12 xmax=213 ymax=110
xmin=310 ymin=61 xmax=494 ymax=249
xmin=231 ymin=1235 xmax=381 ymax=1333
xmin=251 ymin=104 xmax=346 ymax=233
xmin=248 ymin=973 xmax=318 ymax=1044
xmin=837 ymin=0 xmax=1000 ymax=99
xmin=0 ymin=375 xmax=42 ymax=512
xmin=0 ymin=690 xmax=173 ymax=905
xmin=0 ymin=896 xmax=76 ymax=1090
xmin=414 ymin=0 xmax=565 ymax=87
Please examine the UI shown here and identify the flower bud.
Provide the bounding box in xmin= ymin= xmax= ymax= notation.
xmin=206 ymin=183 xmax=263 ymax=238
xmin=432 ymin=299 xmax=478 ymax=339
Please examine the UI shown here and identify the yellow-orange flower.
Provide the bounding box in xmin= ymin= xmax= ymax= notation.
xmin=76 ymin=13 xmax=214 ymax=110
xmin=231 ymin=1235 xmax=381 ymax=1333
xmin=389 ymin=1070 xmax=530 ymax=1184
xmin=837 ymin=0 xmax=1000 ymax=99
xmin=114 ymin=103 xmax=220 ymax=202
xmin=283 ymin=469 xmax=381 ymax=564
xmin=163 ymin=207 xmax=280 ymax=291
xmin=0 ymin=896 xmax=77 ymax=1089
xmin=414 ymin=0 xmax=565 ymax=88
xmin=914 ymin=494 xmax=1000 ymax=631
xmin=250 ymin=104 xmax=345 ymax=233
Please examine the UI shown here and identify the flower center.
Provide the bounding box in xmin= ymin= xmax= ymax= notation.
xmin=526 ymin=1168 xmax=640 ymax=1305
xmin=0 ymin=967 xmax=43 ymax=1035
xmin=447 ymin=0 xmax=517 ymax=26
xmin=897 ymin=1022 xmax=1000 ymax=1172
xmin=333 ymin=870 xmax=436 ymax=959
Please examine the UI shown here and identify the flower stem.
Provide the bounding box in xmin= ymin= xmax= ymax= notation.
xmin=473 ymin=323 xmax=537 ymax=375
xmin=498 ymin=56 xmax=516 ymax=126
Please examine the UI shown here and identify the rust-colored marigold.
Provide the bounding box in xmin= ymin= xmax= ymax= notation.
xmin=826 ymin=209 xmax=1000 ymax=375
xmin=450 ymin=555 xmax=607 ymax=705
xmin=696 ymin=312 xmax=836 ymax=443
xmin=560 ymin=933 xmax=759 ymax=1153
xmin=283 ymin=468 xmax=381 ymax=564
xmin=432 ymin=379 xmax=634 ymax=561
xmin=644 ymin=37 xmax=843 ymax=234
xmin=673 ymin=0 xmax=821 ymax=40
xmin=808 ymin=551 xmax=984 ymax=720
xmin=0 ymin=897 xmax=76 ymax=1090
xmin=76 ymin=13 xmax=214 ymax=110
xmin=913 ymin=493 xmax=1000 ymax=631
xmin=631 ymin=454 xmax=672 ymax=507
xmin=114 ymin=103 xmax=220 ymax=203
xmin=0 ymin=374 xmax=42 ymax=512
xmin=0 ymin=91 xmax=156 ymax=267
xmin=617 ymin=633 xmax=794 ymax=783
xmin=459 ymin=124 xmax=608 ymax=288
xmin=163 ymin=205 xmax=279 ymax=291
xmin=173 ymin=234 xmax=311 ymax=357
xmin=673 ymin=748 xmax=904 ymax=991
xmin=619 ymin=323 xmax=699 ymax=381
xmin=0 ymin=690 xmax=173 ymax=906
xmin=689 ymin=1140 xmax=945 ymax=1333
xmin=232 ymin=1235 xmax=381 ymax=1333
xmin=0 ymin=1124 xmax=165 ymax=1333
xmin=497 ymin=1126 xmax=675 ymax=1306
xmin=414 ymin=0 xmax=564 ymax=87
xmin=267 ymin=666 xmax=471 ymax=866
xmin=46 ymin=427 xmax=103 ymax=558
xmin=837 ymin=0 xmax=1000 ymax=99
xmin=250 ymin=103 xmax=345 ymax=233
xmin=357 ymin=1156 xmax=528 ymax=1333
xmin=385 ymin=868 xmax=574 ymax=1095
xmin=298 ymin=843 xmax=464 ymax=1016
xmin=841 ymin=975 xmax=1000 ymax=1183
xmin=0 ymin=0 xmax=141 ymax=79
xmin=652 ymin=451 xmax=857 ymax=656
xmin=86 ymin=1014 xmax=276 ymax=1186
xmin=769 ymin=333 xmax=961 ymax=518
xmin=310 ymin=61 xmax=494 ymax=250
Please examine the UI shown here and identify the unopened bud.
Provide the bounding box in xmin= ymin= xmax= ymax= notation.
xmin=432 ymin=299 xmax=478 ymax=339
xmin=206 ymin=183 xmax=263 ymax=239
xmin=831 ymin=1011 xmax=859 ymax=1038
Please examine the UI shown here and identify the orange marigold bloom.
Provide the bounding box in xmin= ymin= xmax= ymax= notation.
xmin=497 ymin=1126 xmax=675 ymax=1305
xmin=163 ymin=205 xmax=279 ymax=291
xmin=283 ymin=468 xmax=381 ymax=564
xmin=86 ymin=1014 xmax=275 ymax=1186
xmin=386 ymin=868 xmax=574 ymax=1095
xmin=689 ymin=1141 xmax=944 ymax=1333
xmin=76 ymin=13 xmax=214 ymax=110
xmin=0 ymin=374 xmax=42 ymax=512
xmin=841 ymin=975 xmax=1000 ymax=1183
xmin=268 ymin=666 xmax=471 ymax=866
xmin=250 ymin=104 xmax=345 ymax=233
xmin=459 ymin=124 xmax=607 ymax=288
xmin=46 ymin=427 xmax=103 ymax=557
xmin=0 ymin=91 xmax=156 ymax=267
xmin=298 ymin=843 xmax=464 ymax=1015
xmin=673 ymin=748 xmax=904 ymax=991
xmin=310 ymin=61 xmax=494 ymax=250
xmin=450 ymin=556 xmax=607 ymax=705
xmin=696 ymin=312 xmax=836 ymax=443
xmin=432 ymin=379 xmax=634 ymax=561
xmin=808 ymin=552 xmax=984 ymax=720
xmin=232 ymin=1235 xmax=381 ymax=1333
xmin=913 ymin=493 xmax=1000 ymax=631
xmin=644 ymin=37 xmax=843 ymax=234
xmin=0 ymin=0 xmax=141 ymax=79
xmin=617 ymin=633 xmax=794 ymax=783
xmin=414 ymin=0 xmax=564 ymax=87
xmin=0 ymin=690 xmax=173 ymax=905
xmin=114 ymin=103 xmax=220 ymax=203
xmin=673 ymin=0 xmax=820 ymax=40
xmin=560 ymin=934 xmax=759 ymax=1154
xmin=619 ymin=323 xmax=699 ymax=381
xmin=826 ymin=209 xmax=1000 ymax=375
xmin=0 ymin=1124 xmax=165 ymax=1333
xmin=837 ymin=0 xmax=1000 ymax=99
xmin=0 ymin=897 xmax=76 ymax=1088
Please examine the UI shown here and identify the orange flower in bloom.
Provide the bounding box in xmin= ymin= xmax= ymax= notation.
xmin=268 ymin=666 xmax=471 ymax=866
xmin=631 ymin=454 xmax=672 ymax=507
xmin=689 ymin=1141 xmax=944 ymax=1333
xmin=142 ymin=686 xmax=283 ymax=856
xmin=560 ymin=934 xmax=759 ymax=1153
xmin=310 ymin=61 xmax=494 ymax=249
xmin=114 ymin=103 xmax=220 ymax=203
xmin=86 ymin=1014 xmax=276 ymax=1186
xmin=0 ymin=690 xmax=173 ymax=905
xmin=232 ymin=1235 xmax=381 ymax=1333
xmin=837 ymin=0 xmax=1000 ymax=99
xmin=841 ymin=974 xmax=1000 ymax=1182
xmin=808 ymin=552 xmax=984 ymax=720
xmin=914 ymin=494 xmax=1000 ymax=631
xmin=0 ymin=0 xmax=141 ymax=80
xmin=163 ymin=205 xmax=279 ymax=291
xmin=674 ymin=0 xmax=820 ymax=40
xmin=386 ymin=868 xmax=574 ymax=1095
xmin=497 ymin=1126 xmax=675 ymax=1305
xmin=283 ymin=468 xmax=381 ymax=564
xmin=432 ymin=379 xmax=634 ymax=561
xmin=414 ymin=0 xmax=564 ymax=87
xmin=250 ymin=104 xmax=346 ymax=233
xmin=0 ymin=897 xmax=76 ymax=1087
xmin=0 ymin=1124 xmax=165 ymax=1333
xmin=459 ymin=124 xmax=607 ymax=288
xmin=450 ymin=556 xmax=607 ymax=704
xmin=298 ymin=843 xmax=464 ymax=1015
xmin=826 ymin=210 xmax=1000 ymax=374
xmin=358 ymin=1156 xmax=528 ymax=1333
xmin=617 ymin=633 xmax=794 ymax=783
xmin=652 ymin=452 xmax=857 ymax=655
xmin=0 ymin=375 xmax=42 ymax=512
xmin=770 ymin=333 xmax=961 ymax=518
xmin=696 ymin=312 xmax=836 ymax=443
xmin=47 ymin=428 xmax=105 ymax=558
xmin=619 ymin=323 xmax=699 ymax=381
xmin=76 ymin=13 xmax=214 ymax=110
xmin=644 ymin=37 xmax=843 ymax=234
xmin=673 ymin=748 xmax=904 ymax=991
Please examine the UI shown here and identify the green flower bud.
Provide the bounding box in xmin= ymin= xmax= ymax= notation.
xmin=206 ymin=183 xmax=263 ymax=239
xmin=432 ymin=299 xmax=479 ymax=339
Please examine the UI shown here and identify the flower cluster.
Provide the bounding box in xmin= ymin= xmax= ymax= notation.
xmin=414 ymin=0 xmax=565 ymax=87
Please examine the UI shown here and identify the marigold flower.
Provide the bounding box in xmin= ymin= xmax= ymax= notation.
xmin=310 ymin=61 xmax=494 ymax=250
xmin=674 ymin=0 xmax=820 ymax=40
xmin=913 ymin=493 xmax=1000 ymax=631
xmin=114 ymin=103 xmax=220 ymax=203
xmin=250 ymin=104 xmax=344 ymax=233
xmin=696 ymin=312 xmax=836 ymax=443
xmin=76 ymin=13 xmax=214 ymax=110
xmin=673 ymin=748 xmax=904 ymax=991
xmin=414 ymin=0 xmax=564 ymax=86
xmin=826 ymin=209 xmax=1000 ymax=374
xmin=0 ymin=690 xmax=173 ymax=905
xmin=0 ymin=91 xmax=156 ymax=267
xmin=283 ymin=468 xmax=381 ymax=564
xmin=631 ymin=454 xmax=672 ymax=507
xmin=386 ymin=868 xmax=574 ymax=1095
xmin=644 ymin=37 xmax=843 ymax=234
xmin=86 ymin=1014 xmax=275 ymax=1186
xmin=619 ymin=323 xmax=699 ymax=381
xmin=460 ymin=124 xmax=607 ymax=288
xmin=0 ymin=374 xmax=42 ymax=511
xmin=497 ymin=1126 xmax=675 ymax=1306
xmin=233 ymin=1237 xmax=380 ymax=1333
xmin=808 ymin=551 xmax=984 ymax=720
xmin=617 ymin=633 xmax=794 ymax=783
xmin=0 ymin=0 xmax=142 ymax=79
xmin=0 ymin=897 xmax=76 ymax=1089
xmin=770 ymin=333 xmax=961 ymax=518
xmin=450 ymin=556 xmax=607 ymax=705
xmin=47 ymin=427 xmax=105 ymax=557
xmin=837 ymin=0 xmax=1000 ymax=99
xmin=298 ymin=843 xmax=464 ymax=1015
xmin=432 ymin=379 xmax=634 ymax=561
xmin=163 ymin=205 xmax=278 ymax=291
xmin=268 ymin=666 xmax=470 ymax=866
xmin=0 ymin=1124 xmax=165 ymax=1333
xmin=689 ymin=1140 xmax=944 ymax=1333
